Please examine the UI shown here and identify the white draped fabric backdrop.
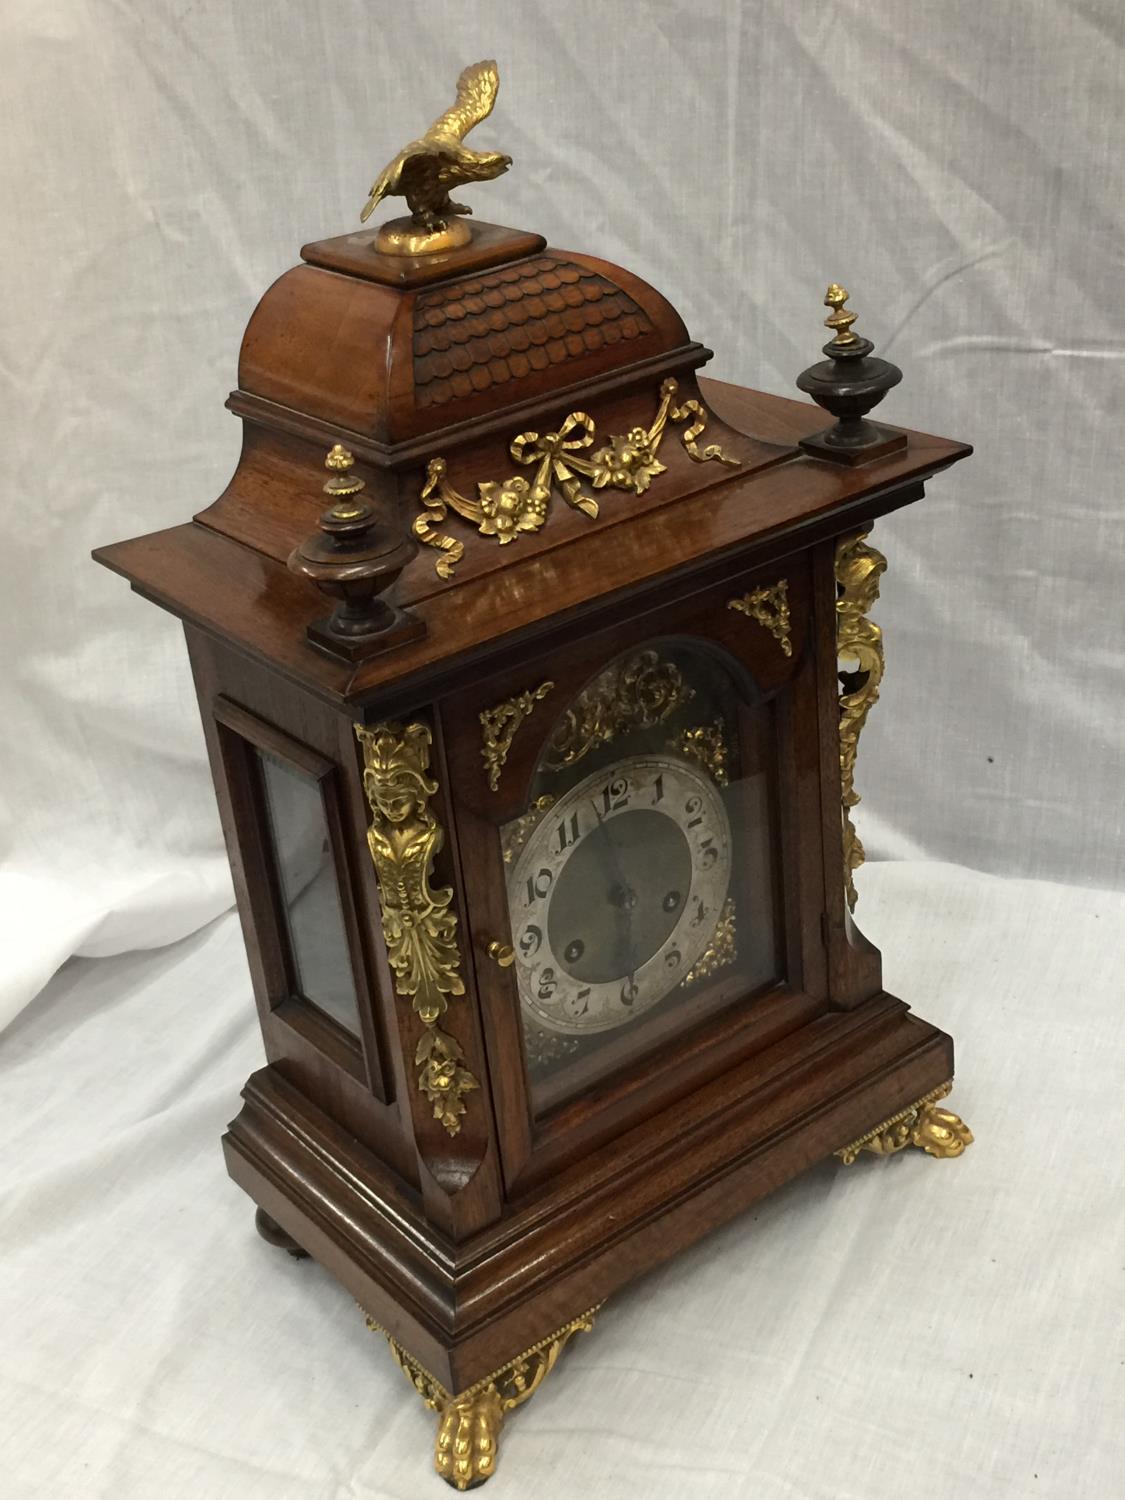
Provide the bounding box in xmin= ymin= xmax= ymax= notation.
xmin=1 ymin=4 xmax=1122 ymax=1499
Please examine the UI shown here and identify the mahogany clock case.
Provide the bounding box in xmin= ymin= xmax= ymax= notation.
xmin=95 ymin=220 xmax=971 ymax=1400
xmin=176 ymin=492 xmax=961 ymax=1396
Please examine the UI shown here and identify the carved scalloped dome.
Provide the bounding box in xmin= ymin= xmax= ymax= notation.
xmin=232 ymin=222 xmax=695 ymax=452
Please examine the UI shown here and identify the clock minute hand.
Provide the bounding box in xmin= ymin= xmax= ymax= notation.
xmin=591 ymin=801 xmax=633 ymax=979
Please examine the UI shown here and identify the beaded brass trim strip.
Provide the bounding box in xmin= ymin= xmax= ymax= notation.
xmin=835 ymin=1081 xmax=973 ymax=1164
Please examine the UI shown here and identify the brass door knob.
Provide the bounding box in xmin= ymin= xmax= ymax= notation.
xmin=486 ymin=941 xmax=515 ymax=968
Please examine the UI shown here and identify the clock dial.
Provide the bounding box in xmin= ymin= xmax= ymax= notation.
xmin=508 ymin=756 xmax=732 ymax=1035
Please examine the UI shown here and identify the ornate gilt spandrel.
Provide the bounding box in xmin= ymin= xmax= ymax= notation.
xmin=354 ymin=721 xmax=479 ymax=1135
xmin=542 ymin=647 xmax=694 ymax=772
xmin=835 ymin=1082 xmax=973 ymax=1164
xmin=480 ymin=681 xmax=554 ymax=793
xmin=835 ymin=530 xmax=887 ymax=910
xmin=368 ymin=1304 xmax=603 ymax=1490
xmin=727 ymin=578 xmax=793 ymax=657
xmin=674 ymin=717 xmax=737 ymax=988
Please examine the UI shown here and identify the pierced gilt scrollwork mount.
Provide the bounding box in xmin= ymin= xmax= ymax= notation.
xmin=354 ymin=721 xmax=479 ymax=1134
xmin=835 ymin=530 xmax=886 ymax=911
xmin=415 ymin=378 xmax=740 ymax=579
xmin=368 ymin=1305 xmax=602 ymax=1491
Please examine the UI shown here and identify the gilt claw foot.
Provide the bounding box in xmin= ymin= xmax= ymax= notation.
xmin=435 ymin=1386 xmax=503 ymax=1490
xmin=836 ymin=1082 xmax=973 ymax=1165
xmin=368 ymin=1303 xmax=602 ymax=1489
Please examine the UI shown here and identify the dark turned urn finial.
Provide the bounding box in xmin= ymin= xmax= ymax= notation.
xmin=795 ymin=284 xmax=907 ymax=466
xmin=288 ymin=444 xmax=425 ymax=661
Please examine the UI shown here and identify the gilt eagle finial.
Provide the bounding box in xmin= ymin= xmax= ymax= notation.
xmin=360 ymin=60 xmax=511 ymax=254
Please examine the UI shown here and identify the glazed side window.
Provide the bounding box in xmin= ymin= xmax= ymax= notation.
xmin=254 ymin=748 xmax=363 ymax=1040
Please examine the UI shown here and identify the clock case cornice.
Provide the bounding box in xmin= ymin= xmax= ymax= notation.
xmin=93 ymin=220 xmax=970 ymax=717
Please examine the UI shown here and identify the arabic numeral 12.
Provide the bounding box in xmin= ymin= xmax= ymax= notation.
xmin=601 ymin=776 xmax=629 ymax=815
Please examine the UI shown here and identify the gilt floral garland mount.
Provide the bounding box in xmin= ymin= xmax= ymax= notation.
xmin=414 ymin=377 xmax=740 ymax=579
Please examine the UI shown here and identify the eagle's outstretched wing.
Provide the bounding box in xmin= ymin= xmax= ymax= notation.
xmin=424 ymin=59 xmax=499 ymax=143
xmin=361 ymin=149 xmax=409 ymax=221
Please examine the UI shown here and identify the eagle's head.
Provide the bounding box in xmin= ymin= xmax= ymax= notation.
xmin=456 ymin=148 xmax=512 ymax=183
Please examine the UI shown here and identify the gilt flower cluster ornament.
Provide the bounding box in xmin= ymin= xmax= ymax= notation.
xmin=413 ymin=378 xmax=740 ymax=578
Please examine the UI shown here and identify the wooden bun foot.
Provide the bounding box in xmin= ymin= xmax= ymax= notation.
xmin=254 ymin=1207 xmax=310 ymax=1259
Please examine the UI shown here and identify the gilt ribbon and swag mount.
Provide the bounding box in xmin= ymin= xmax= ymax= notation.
xmin=414 ymin=378 xmax=740 ymax=579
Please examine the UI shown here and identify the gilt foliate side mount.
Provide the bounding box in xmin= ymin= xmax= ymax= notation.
xmin=354 ymin=722 xmax=479 ymax=1135
xmin=835 ymin=530 xmax=886 ymax=911
xmin=361 ymin=59 xmax=512 ymax=256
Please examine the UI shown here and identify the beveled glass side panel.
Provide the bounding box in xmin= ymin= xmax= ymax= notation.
xmin=502 ymin=640 xmax=781 ymax=1115
xmin=256 ymin=749 xmax=362 ymax=1039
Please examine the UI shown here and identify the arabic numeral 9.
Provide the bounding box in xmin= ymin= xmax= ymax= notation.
xmin=519 ymin=925 xmax=542 ymax=957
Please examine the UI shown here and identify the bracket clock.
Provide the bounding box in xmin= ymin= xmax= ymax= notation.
xmin=95 ymin=60 xmax=974 ymax=1491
